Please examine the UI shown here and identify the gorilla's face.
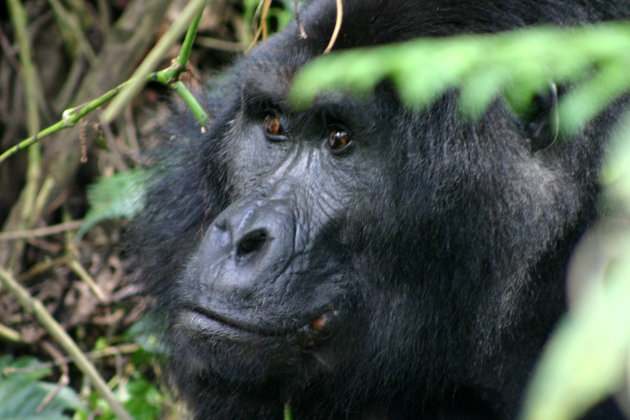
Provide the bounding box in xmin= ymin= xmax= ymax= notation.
xmin=171 ymin=55 xmax=413 ymax=390
xmin=165 ymin=28 xmax=577 ymax=410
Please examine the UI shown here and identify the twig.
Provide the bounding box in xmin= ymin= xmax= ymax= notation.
xmin=0 ymin=265 xmax=132 ymax=420
xmin=17 ymin=255 xmax=69 ymax=282
xmin=0 ymin=26 xmax=20 ymax=70
xmin=0 ymin=64 xmax=208 ymax=165
xmin=175 ymin=6 xmax=203 ymax=71
xmin=101 ymin=122 xmax=128 ymax=171
xmin=65 ymin=216 xmax=108 ymax=302
xmin=32 ymin=176 xmax=55 ymax=224
xmin=0 ymin=220 xmax=83 ymax=241
xmin=247 ymin=0 xmax=272 ymax=50
xmin=196 ymin=36 xmax=246 ymax=52
xmin=250 ymin=0 xmax=266 ymax=39
xmin=323 ymin=0 xmax=343 ymax=54
xmin=68 ymin=259 xmax=108 ymax=303
xmin=7 ymin=0 xmax=40 ymax=135
xmin=0 ymin=83 xmax=118 ymax=165
xmin=38 ymin=341 xmax=70 ymax=414
xmin=294 ymin=0 xmax=306 ymax=39
xmin=0 ymin=323 xmax=22 ymax=343
xmin=173 ymin=81 xmax=208 ymax=132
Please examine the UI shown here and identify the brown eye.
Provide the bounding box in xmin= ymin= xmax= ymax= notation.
xmin=327 ymin=129 xmax=352 ymax=152
xmin=263 ymin=114 xmax=282 ymax=136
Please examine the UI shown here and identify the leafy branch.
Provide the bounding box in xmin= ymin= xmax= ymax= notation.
xmin=291 ymin=22 xmax=630 ymax=134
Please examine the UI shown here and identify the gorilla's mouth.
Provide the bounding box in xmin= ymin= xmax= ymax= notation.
xmin=183 ymin=307 xmax=288 ymax=337
xmin=181 ymin=306 xmax=339 ymax=345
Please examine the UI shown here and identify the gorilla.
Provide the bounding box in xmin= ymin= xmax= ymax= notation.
xmin=131 ymin=0 xmax=630 ymax=419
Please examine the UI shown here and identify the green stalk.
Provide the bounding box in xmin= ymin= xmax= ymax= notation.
xmin=101 ymin=0 xmax=209 ymax=123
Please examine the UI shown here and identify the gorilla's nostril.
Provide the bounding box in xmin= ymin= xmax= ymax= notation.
xmin=236 ymin=229 xmax=269 ymax=257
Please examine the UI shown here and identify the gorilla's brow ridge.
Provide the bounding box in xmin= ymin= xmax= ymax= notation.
xmin=241 ymin=81 xmax=367 ymax=131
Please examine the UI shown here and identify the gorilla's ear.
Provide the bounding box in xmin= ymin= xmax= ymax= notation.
xmin=523 ymin=82 xmax=560 ymax=152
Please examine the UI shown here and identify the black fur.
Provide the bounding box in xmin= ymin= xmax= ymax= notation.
xmin=131 ymin=1 xmax=630 ymax=419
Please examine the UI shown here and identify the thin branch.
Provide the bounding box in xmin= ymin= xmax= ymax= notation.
xmin=17 ymin=255 xmax=69 ymax=283
xmin=0 ymin=220 xmax=83 ymax=241
xmin=176 ymin=6 xmax=203 ymax=69
xmin=47 ymin=0 xmax=97 ymax=64
xmin=0 ymin=4 xmax=210 ymax=165
xmin=247 ymin=0 xmax=272 ymax=50
xmin=173 ymin=81 xmax=208 ymax=131
xmin=196 ymin=36 xmax=246 ymax=52
xmin=101 ymin=0 xmax=209 ymax=124
xmin=295 ymin=0 xmax=307 ymax=39
xmin=38 ymin=341 xmax=70 ymax=414
xmin=68 ymin=259 xmax=107 ymax=303
xmin=0 ymin=58 xmax=209 ymax=165
xmin=0 ymin=323 xmax=22 ymax=343
xmin=0 ymin=83 xmax=120 ymax=165
xmin=7 ymin=0 xmax=40 ymax=135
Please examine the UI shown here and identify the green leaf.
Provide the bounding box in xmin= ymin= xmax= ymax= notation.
xmin=520 ymin=229 xmax=630 ymax=420
xmin=0 ymin=356 xmax=84 ymax=420
xmin=78 ymin=170 xmax=149 ymax=239
xmin=601 ymin=112 xmax=630 ymax=211
xmin=125 ymin=316 xmax=168 ymax=356
xmin=73 ymin=372 xmax=164 ymax=420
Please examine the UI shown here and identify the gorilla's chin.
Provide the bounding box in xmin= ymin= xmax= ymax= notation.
xmin=169 ymin=312 xmax=333 ymax=391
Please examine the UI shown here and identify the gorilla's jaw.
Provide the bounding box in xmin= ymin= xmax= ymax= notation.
xmin=168 ymin=290 xmax=355 ymax=392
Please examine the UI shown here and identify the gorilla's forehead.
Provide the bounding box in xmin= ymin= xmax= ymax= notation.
xmin=237 ymin=36 xmax=314 ymax=106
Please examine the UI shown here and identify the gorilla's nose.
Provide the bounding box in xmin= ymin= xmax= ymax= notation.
xmin=197 ymin=198 xmax=295 ymax=297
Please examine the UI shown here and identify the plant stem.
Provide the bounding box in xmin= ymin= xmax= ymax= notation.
xmin=284 ymin=402 xmax=294 ymax=420
xmin=0 ymin=63 xmax=209 ymax=165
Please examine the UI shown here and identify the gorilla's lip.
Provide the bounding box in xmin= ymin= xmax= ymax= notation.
xmin=182 ymin=305 xmax=338 ymax=339
xmin=184 ymin=306 xmax=286 ymax=337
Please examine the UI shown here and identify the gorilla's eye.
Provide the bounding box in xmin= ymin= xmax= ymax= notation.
xmin=263 ymin=114 xmax=284 ymax=138
xmin=327 ymin=128 xmax=353 ymax=153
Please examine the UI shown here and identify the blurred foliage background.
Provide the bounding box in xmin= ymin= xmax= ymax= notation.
xmin=0 ymin=1 xmax=629 ymax=419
